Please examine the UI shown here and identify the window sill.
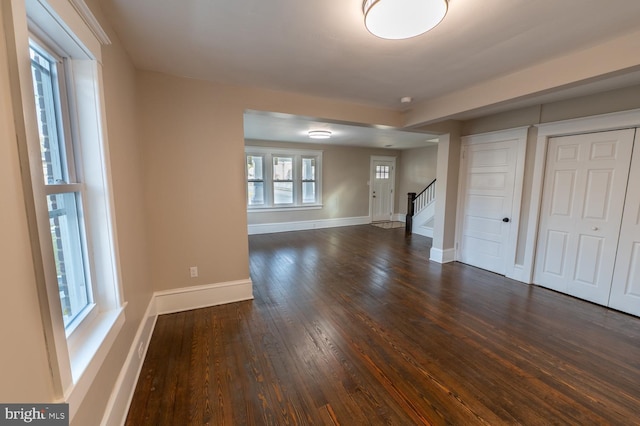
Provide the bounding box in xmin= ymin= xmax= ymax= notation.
xmin=248 ymin=205 xmax=323 ymax=213
xmin=66 ymin=303 xmax=127 ymax=420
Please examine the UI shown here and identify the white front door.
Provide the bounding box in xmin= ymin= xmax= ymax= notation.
xmin=609 ymin=130 xmax=640 ymax=315
xmin=371 ymin=158 xmax=395 ymax=222
xmin=534 ymin=129 xmax=634 ymax=305
xmin=457 ymin=140 xmax=519 ymax=274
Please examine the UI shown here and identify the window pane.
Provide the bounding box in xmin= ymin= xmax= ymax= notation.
xmin=274 ymin=182 xmax=293 ymax=204
xmin=248 ymin=182 xmax=265 ymax=206
xmin=273 ymin=156 xmax=293 ymax=181
xmin=47 ymin=192 xmax=91 ymax=327
xmin=376 ymin=165 xmax=390 ymax=179
xmin=247 ymin=155 xmax=263 ymax=180
xmin=302 ymin=182 xmax=316 ymax=203
xmin=30 ymin=46 xmax=67 ymax=185
xmin=302 ymin=158 xmax=315 ymax=181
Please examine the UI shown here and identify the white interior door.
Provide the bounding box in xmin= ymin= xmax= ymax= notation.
xmin=609 ymin=130 xmax=640 ymax=315
xmin=457 ymin=140 xmax=518 ymax=275
xmin=371 ymin=159 xmax=395 ymax=222
xmin=534 ymin=129 xmax=634 ymax=305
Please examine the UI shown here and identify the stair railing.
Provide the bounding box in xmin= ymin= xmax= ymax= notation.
xmin=405 ymin=179 xmax=436 ymax=236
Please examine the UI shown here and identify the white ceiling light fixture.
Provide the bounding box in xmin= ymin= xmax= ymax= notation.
xmin=308 ymin=130 xmax=332 ymax=139
xmin=363 ymin=0 xmax=448 ymax=40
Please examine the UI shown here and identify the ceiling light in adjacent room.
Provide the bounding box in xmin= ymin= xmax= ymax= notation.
xmin=308 ymin=130 xmax=332 ymax=139
xmin=363 ymin=0 xmax=448 ymax=40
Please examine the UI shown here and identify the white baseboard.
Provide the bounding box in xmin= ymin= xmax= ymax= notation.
xmin=155 ymin=279 xmax=254 ymax=315
xmin=506 ymin=264 xmax=531 ymax=284
xmin=100 ymin=298 xmax=157 ymax=426
xmin=248 ymin=216 xmax=370 ymax=235
xmin=430 ymin=247 xmax=456 ymax=263
xmin=412 ymin=225 xmax=433 ymax=238
xmin=392 ymin=213 xmax=406 ymax=222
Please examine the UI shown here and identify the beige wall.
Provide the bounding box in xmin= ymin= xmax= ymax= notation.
xmin=246 ymin=140 xmax=400 ymax=224
xmin=432 ymin=126 xmax=461 ymax=253
xmin=138 ymin=70 xmax=401 ymax=292
xmin=396 ymin=145 xmax=438 ymax=215
xmin=0 ymin=2 xmax=55 ymax=403
xmin=70 ymin=1 xmax=155 ymax=424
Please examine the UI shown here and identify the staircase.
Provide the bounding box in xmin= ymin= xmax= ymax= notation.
xmin=405 ymin=179 xmax=436 ymax=238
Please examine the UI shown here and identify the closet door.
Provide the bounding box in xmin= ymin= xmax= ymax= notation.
xmin=534 ymin=129 xmax=634 ymax=305
xmin=609 ymin=130 xmax=640 ymax=316
xmin=457 ymin=139 xmax=519 ymax=275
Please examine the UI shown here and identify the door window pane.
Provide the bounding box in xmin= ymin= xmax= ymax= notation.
xmin=376 ymin=165 xmax=390 ymax=179
xmin=47 ymin=192 xmax=90 ymax=327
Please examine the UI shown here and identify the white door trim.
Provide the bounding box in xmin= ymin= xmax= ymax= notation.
xmin=455 ymin=127 xmax=529 ymax=280
xmin=521 ymin=108 xmax=640 ymax=284
xmin=369 ymin=156 xmax=396 ymax=222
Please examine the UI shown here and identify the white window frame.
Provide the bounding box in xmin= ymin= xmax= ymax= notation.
xmin=29 ymin=37 xmax=98 ymax=335
xmin=246 ymin=146 xmax=323 ymax=211
xmin=19 ymin=0 xmax=123 ymax=420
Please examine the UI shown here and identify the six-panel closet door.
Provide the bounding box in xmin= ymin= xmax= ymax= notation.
xmin=534 ymin=129 xmax=635 ymax=306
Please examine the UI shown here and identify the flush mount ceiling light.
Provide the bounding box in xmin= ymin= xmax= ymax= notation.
xmin=363 ymin=0 xmax=448 ymax=40
xmin=308 ymin=130 xmax=332 ymax=139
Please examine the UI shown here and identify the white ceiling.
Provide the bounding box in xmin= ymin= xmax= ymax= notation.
xmin=100 ymin=0 xmax=640 ymax=146
xmin=244 ymin=111 xmax=439 ymax=150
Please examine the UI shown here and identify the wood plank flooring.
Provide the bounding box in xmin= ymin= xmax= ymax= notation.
xmin=126 ymin=225 xmax=640 ymax=425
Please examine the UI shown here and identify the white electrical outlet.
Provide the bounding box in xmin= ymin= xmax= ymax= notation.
xmin=190 ymin=266 xmax=198 ymax=278
xmin=137 ymin=341 xmax=144 ymax=359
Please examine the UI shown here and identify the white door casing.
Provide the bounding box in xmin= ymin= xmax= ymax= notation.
xmin=370 ymin=157 xmax=395 ymax=222
xmin=609 ymin=130 xmax=640 ymax=315
xmin=534 ymin=129 xmax=635 ymax=305
xmin=456 ymin=128 xmax=528 ymax=277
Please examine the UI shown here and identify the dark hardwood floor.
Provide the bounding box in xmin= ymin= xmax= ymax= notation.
xmin=126 ymin=225 xmax=640 ymax=425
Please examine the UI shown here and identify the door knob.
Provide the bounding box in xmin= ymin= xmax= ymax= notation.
xmin=502 ymin=218 xmax=510 ymax=223
xmin=592 ymin=226 xmax=599 ymax=231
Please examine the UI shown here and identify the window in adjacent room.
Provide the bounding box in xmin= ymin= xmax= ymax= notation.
xmin=301 ymin=157 xmax=317 ymax=204
xmin=247 ymin=155 xmax=265 ymax=206
xmin=273 ymin=156 xmax=293 ymax=205
xmin=245 ymin=147 xmax=322 ymax=209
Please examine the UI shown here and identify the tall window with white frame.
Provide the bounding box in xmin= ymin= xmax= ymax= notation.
xmin=247 ymin=154 xmax=265 ymax=206
xmin=30 ymin=41 xmax=93 ymax=330
xmin=301 ymin=157 xmax=317 ymax=203
xmin=273 ymin=155 xmax=293 ymax=205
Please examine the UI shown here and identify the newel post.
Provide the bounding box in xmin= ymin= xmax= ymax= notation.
xmin=406 ymin=192 xmax=416 ymax=236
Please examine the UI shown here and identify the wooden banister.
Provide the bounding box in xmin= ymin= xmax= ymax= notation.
xmin=405 ymin=179 xmax=436 ymax=236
